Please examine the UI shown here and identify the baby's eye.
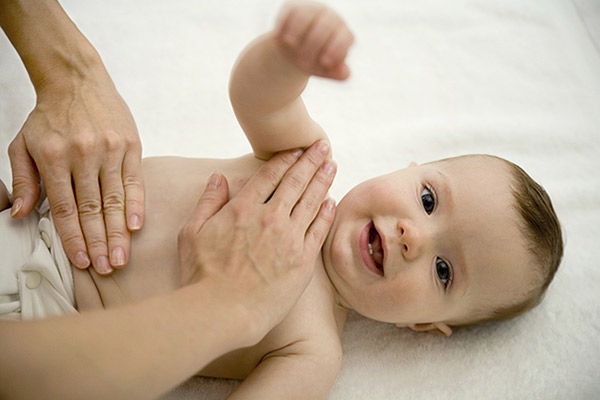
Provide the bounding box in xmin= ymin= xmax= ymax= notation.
xmin=421 ymin=186 xmax=436 ymax=214
xmin=436 ymin=257 xmax=452 ymax=288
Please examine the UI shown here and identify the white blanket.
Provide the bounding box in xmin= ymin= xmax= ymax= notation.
xmin=1 ymin=0 xmax=599 ymax=398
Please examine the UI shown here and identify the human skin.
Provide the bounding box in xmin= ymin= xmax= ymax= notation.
xmin=0 ymin=0 xmax=144 ymax=275
xmin=0 ymin=143 xmax=337 ymax=400
xmin=323 ymin=156 xmax=535 ymax=332
xmin=0 ymin=179 xmax=9 ymax=211
xmin=66 ymin=143 xmax=535 ymax=397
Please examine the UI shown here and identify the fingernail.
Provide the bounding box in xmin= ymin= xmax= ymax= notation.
xmin=74 ymin=251 xmax=91 ymax=269
xmin=207 ymin=172 xmax=221 ymax=189
xmin=96 ymin=256 xmax=112 ymax=275
xmin=324 ymin=198 xmax=336 ymax=211
xmin=111 ymin=247 xmax=125 ymax=267
xmin=321 ymin=160 xmax=337 ymax=176
xmin=129 ymin=214 xmax=142 ymax=230
xmin=318 ymin=141 xmax=330 ymax=155
xmin=292 ymin=148 xmax=303 ymax=158
xmin=10 ymin=198 xmax=22 ymax=217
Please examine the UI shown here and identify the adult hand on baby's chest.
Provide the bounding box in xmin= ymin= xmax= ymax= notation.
xmin=177 ymin=142 xmax=337 ymax=347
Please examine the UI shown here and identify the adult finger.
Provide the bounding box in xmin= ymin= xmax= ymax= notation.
xmin=237 ymin=149 xmax=303 ymax=202
xmin=304 ymin=198 xmax=336 ymax=255
xmin=122 ymin=150 xmax=145 ymax=232
xmin=7 ymin=133 xmax=41 ymax=218
xmin=185 ymin=173 xmax=230 ymax=232
xmin=177 ymin=173 xmax=229 ymax=286
xmin=71 ymin=171 xmax=111 ymax=275
xmin=269 ymin=140 xmax=330 ymax=210
xmin=43 ymin=170 xmax=91 ymax=270
xmin=291 ymin=159 xmax=336 ymax=227
xmin=99 ymin=160 xmax=129 ymax=269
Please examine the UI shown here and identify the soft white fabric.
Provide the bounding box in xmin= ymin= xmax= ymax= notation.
xmin=0 ymin=199 xmax=76 ymax=320
xmin=1 ymin=0 xmax=598 ymax=398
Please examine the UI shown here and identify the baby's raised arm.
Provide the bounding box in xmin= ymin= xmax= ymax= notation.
xmin=229 ymin=1 xmax=354 ymax=160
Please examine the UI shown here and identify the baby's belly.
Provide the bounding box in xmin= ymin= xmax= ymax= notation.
xmin=73 ymin=155 xmax=262 ymax=311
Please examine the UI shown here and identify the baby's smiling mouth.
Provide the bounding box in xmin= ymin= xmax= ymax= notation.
xmin=368 ymin=225 xmax=385 ymax=275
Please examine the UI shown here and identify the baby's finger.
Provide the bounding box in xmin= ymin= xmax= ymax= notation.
xmin=327 ymin=63 xmax=351 ymax=81
xmin=299 ymin=8 xmax=339 ymax=67
xmin=304 ymin=198 xmax=336 ymax=256
xmin=278 ymin=4 xmax=317 ymax=47
xmin=320 ymin=25 xmax=354 ymax=72
xmin=291 ymin=160 xmax=336 ymax=228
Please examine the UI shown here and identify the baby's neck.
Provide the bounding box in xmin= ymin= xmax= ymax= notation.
xmin=319 ymin=249 xmax=350 ymax=312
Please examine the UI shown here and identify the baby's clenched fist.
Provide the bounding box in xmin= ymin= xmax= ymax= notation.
xmin=275 ymin=1 xmax=354 ymax=80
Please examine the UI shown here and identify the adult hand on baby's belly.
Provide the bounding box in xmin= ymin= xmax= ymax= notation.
xmin=177 ymin=141 xmax=336 ymax=347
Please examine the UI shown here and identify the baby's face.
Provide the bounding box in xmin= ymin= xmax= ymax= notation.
xmin=322 ymin=156 xmax=534 ymax=328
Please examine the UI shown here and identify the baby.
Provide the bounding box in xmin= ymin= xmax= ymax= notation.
xmin=0 ymin=1 xmax=563 ymax=398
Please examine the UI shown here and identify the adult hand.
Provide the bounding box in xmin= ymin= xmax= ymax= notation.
xmin=8 ymin=73 xmax=144 ymax=275
xmin=1 ymin=0 xmax=144 ymax=275
xmin=178 ymin=140 xmax=336 ymax=346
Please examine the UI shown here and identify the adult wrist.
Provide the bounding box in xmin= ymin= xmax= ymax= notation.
xmin=185 ymin=280 xmax=266 ymax=351
xmin=33 ymin=46 xmax=108 ymax=96
xmin=0 ymin=0 xmax=108 ymax=94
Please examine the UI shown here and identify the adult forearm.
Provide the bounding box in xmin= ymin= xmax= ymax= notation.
xmin=0 ymin=283 xmax=255 ymax=400
xmin=0 ymin=0 xmax=104 ymax=91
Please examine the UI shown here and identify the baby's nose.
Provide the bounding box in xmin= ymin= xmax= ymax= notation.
xmin=397 ymin=220 xmax=425 ymax=261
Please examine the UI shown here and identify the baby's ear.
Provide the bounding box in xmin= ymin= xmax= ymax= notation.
xmin=408 ymin=161 xmax=418 ymax=168
xmin=397 ymin=322 xmax=453 ymax=337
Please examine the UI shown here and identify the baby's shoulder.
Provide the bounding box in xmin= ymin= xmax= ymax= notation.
xmin=260 ymin=313 xmax=343 ymax=380
xmin=197 ymin=267 xmax=343 ymax=380
xmin=264 ymin=264 xmax=346 ymax=357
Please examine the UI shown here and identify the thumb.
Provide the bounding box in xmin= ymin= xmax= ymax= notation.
xmin=7 ymin=133 xmax=41 ymax=218
xmin=187 ymin=172 xmax=230 ymax=231
xmin=177 ymin=173 xmax=229 ymax=286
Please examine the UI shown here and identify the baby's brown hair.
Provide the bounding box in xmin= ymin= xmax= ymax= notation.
xmin=464 ymin=155 xmax=564 ymax=326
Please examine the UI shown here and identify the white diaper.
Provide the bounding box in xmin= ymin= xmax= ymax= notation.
xmin=0 ymin=199 xmax=77 ymax=320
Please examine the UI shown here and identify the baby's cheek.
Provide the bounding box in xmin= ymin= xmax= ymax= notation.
xmin=364 ymin=180 xmax=402 ymax=203
xmin=383 ymin=280 xmax=421 ymax=310
xmin=325 ymin=228 xmax=352 ymax=275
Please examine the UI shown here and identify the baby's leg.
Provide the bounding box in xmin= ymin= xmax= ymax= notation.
xmin=0 ymin=179 xmax=10 ymax=211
